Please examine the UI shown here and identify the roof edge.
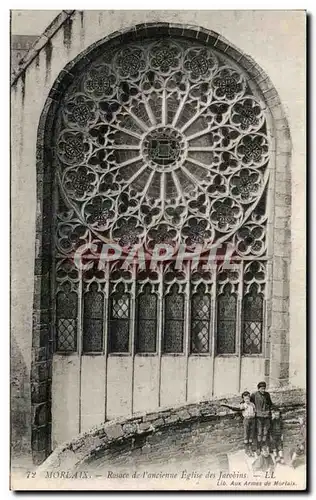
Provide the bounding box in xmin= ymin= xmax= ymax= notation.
xmin=11 ymin=10 xmax=76 ymax=87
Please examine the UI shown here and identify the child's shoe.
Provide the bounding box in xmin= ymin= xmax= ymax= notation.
xmin=278 ymin=451 xmax=285 ymax=465
xmin=246 ymin=443 xmax=255 ymax=456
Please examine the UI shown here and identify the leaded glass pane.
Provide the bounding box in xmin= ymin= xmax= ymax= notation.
xmin=191 ymin=290 xmax=211 ymax=353
xmin=191 ymin=321 xmax=210 ymax=353
xmin=138 ymin=290 xmax=157 ymax=319
xmin=163 ymin=285 xmax=184 ymax=353
xmin=192 ymin=294 xmax=211 ymax=320
xmin=108 ymin=319 xmax=129 ymax=353
xmin=83 ymin=319 xmax=103 ymax=352
xmin=136 ymin=320 xmax=157 ymax=353
xmin=111 ymin=296 xmax=129 ymax=319
xmin=56 ymin=289 xmax=77 ymax=319
xmin=56 ymin=319 xmax=77 ymax=352
xmin=83 ymin=285 xmax=104 ymax=352
xmin=242 ymin=284 xmax=263 ymax=354
xmin=109 ymin=285 xmax=130 ymax=353
xmin=136 ymin=284 xmax=157 ymax=353
xmin=163 ymin=321 xmax=184 ymax=353
xmin=56 ymin=288 xmax=77 ymax=352
xmin=217 ymin=285 xmax=237 ymax=354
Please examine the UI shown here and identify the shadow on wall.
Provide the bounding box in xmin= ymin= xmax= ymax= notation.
xmin=11 ymin=333 xmax=32 ymax=459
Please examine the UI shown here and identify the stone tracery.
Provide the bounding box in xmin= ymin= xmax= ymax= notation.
xmin=54 ymin=38 xmax=269 ymax=256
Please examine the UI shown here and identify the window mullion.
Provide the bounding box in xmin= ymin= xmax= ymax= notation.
xmin=104 ymin=262 xmax=110 ymax=355
xmin=104 ymin=262 xmax=110 ymax=420
xmin=236 ymin=261 xmax=244 ymax=393
xmin=157 ymin=263 xmax=163 ymax=408
xmin=78 ymin=269 xmax=83 ymax=434
xmin=263 ymin=260 xmax=270 ymax=360
xmin=210 ymin=266 xmax=217 ymax=397
xmin=184 ymin=260 xmax=191 ymax=402
xmin=130 ymin=264 xmax=137 ymax=356
xmin=130 ymin=264 xmax=137 ymax=415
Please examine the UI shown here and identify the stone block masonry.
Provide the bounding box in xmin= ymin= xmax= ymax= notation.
xmin=37 ymin=388 xmax=305 ymax=474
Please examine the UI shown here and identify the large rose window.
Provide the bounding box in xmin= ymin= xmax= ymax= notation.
xmin=54 ymin=38 xmax=269 ymax=255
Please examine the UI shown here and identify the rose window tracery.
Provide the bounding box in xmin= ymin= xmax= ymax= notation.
xmin=54 ymin=37 xmax=269 ymax=256
xmin=142 ymin=127 xmax=186 ymax=170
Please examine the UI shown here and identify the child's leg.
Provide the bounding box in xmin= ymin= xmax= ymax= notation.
xmin=262 ymin=417 xmax=270 ymax=445
xmin=290 ymin=450 xmax=297 ymax=468
xmin=243 ymin=418 xmax=250 ymax=453
xmin=276 ymin=437 xmax=284 ymax=463
xmin=267 ymin=426 xmax=273 ymax=453
xmin=278 ymin=448 xmax=284 ymax=464
xmin=249 ymin=419 xmax=256 ymax=455
xmin=270 ymin=436 xmax=277 ymax=459
xmin=274 ymin=448 xmax=281 ymax=462
xmin=256 ymin=418 xmax=263 ymax=451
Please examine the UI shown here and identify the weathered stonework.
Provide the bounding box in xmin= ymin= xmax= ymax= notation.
xmin=11 ymin=11 xmax=76 ymax=85
xmin=36 ymin=388 xmax=305 ymax=474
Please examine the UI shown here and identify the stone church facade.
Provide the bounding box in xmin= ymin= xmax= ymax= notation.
xmin=11 ymin=10 xmax=305 ymax=466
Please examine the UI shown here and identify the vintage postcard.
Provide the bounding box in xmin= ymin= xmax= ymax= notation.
xmin=10 ymin=9 xmax=306 ymax=491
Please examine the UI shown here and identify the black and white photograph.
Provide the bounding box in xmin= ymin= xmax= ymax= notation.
xmin=10 ymin=9 xmax=306 ymax=490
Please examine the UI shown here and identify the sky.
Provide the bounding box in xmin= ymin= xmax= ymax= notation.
xmin=11 ymin=10 xmax=60 ymax=35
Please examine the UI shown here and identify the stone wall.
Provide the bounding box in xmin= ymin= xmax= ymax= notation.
xmin=10 ymin=334 xmax=32 ymax=461
xmin=37 ymin=388 xmax=305 ymax=474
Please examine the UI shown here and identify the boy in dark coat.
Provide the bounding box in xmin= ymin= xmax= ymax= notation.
xmin=250 ymin=381 xmax=273 ymax=451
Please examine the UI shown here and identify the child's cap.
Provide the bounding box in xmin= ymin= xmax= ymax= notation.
xmin=257 ymin=381 xmax=266 ymax=389
xmin=241 ymin=391 xmax=250 ymax=398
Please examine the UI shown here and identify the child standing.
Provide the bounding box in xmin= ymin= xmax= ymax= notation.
xmin=251 ymin=381 xmax=273 ymax=451
xmin=240 ymin=391 xmax=256 ymax=456
xmin=270 ymin=407 xmax=284 ymax=464
xmin=220 ymin=390 xmax=256 ymax=456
